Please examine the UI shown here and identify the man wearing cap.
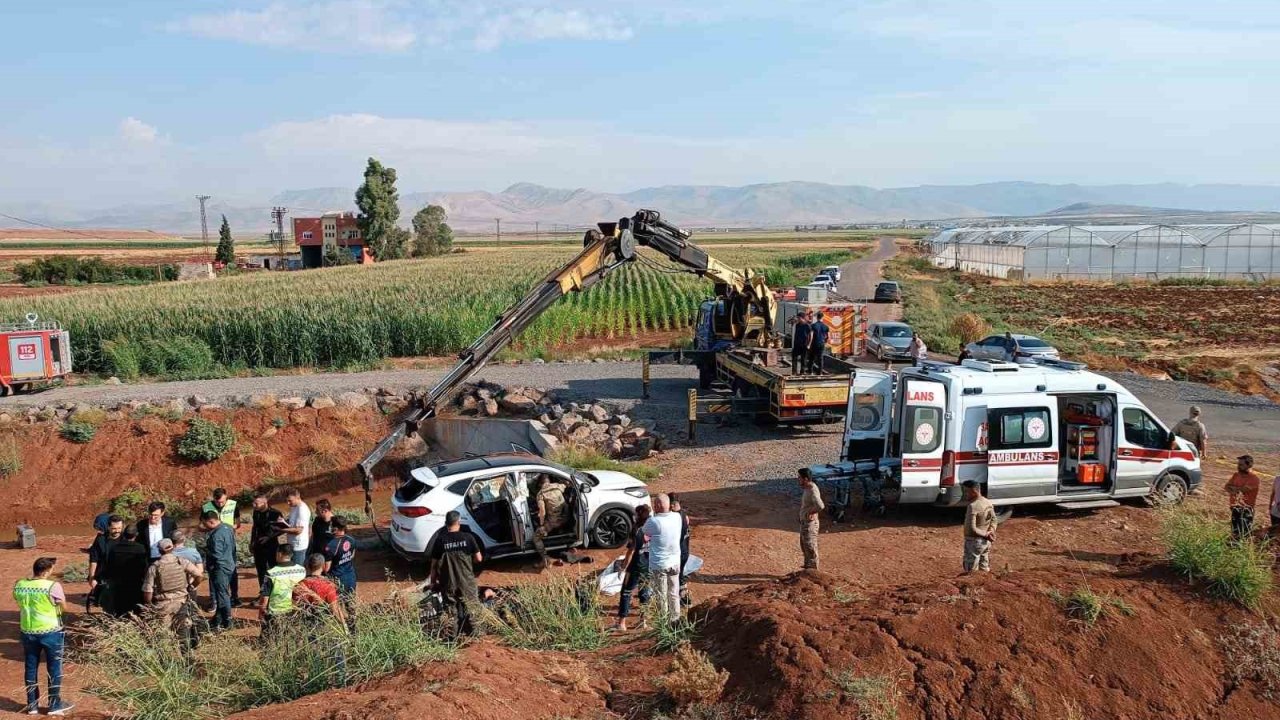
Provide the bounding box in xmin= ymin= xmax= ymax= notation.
xmin=14 ymin=557 xmax=72 ymax=715
xmin=142 ymin=538 xmax=203 ymax=645
xmin=429 ymin=510 xmax=483 ymax=636
xmin=962 ymin=480 xmax=997 ymax=572
xmin=1172 ymin=406 xmax=1208 ymax=457
xmin=1226 ymin=455 xmax=1261 ymax=540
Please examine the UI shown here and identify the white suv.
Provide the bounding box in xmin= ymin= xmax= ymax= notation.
xmin=389 ymin=453 xmax=651 ymax=561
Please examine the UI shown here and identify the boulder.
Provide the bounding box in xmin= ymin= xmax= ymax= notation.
xmin=538 ymin=432 xmax=560 ymax=449
xmin=279 ymin=396 xmax=307 ymax=410
xmin=629 ymin=437 xmax=656 ymax=459
xmin=610 ymin=414 xmax=631 ymax=427
xmin=620 ymin=427 xmax=647 ymax=440
xmin=0 ymin=413 xmax=12 ymax=424
xmin=336 ymin=392 xmax=370 ymax=409
xmin=606 ymin=438 xmax=624 ymax=457
xmin=569 ymin=425 xmax=593 ymax=441
xmin=587 ymin=404 xmax=611 ymax=423
xmin=530 ymin=420 xmax=550 ymax=433
xmin=459 ymin=395 xmax=480 ymax=414
xmin=163 ymin=399 xmax=187 ymax=415
xmin=104 ymin=376 xmax=122 ymax=385
xmin=309 ymin=395 xmax=337 ymax=410
xmin=499 ymin=393 xmax=538 ymax=414
xmin=248 ymin=393 xmax=278 ymax=409
xmin=550 ymin=404 xmax=566 ymax=419
xmin=378 ymin=396 xmax=409 ymax=413
xmin=607 ymin=424 xmax=624 ymax=438
xmin=477 ymin=388 xmax=493 ymax=401
xmin=481 ymin=398 xmax=500 ymax=417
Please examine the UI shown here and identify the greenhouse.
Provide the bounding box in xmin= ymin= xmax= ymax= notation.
xmin=925 ymin=224 xmax=1280 ymax=281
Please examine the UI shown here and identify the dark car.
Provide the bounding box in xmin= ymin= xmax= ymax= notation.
xmin=873 ymin=281 xmax=902 ymax=303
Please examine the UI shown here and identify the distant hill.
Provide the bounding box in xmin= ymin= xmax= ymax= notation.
xmin=5 ymin=181 xmax=1280 ymax=233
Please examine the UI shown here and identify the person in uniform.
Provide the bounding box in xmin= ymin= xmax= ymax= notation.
xmin=142 ymin=539 xmax=203 ymax=650
xmin=201 ymin=488 xmax=241 ymax=605
xmin=429 ymin=511 xmax=483 ymax=636
xmin=962 ymin=480 xmax=997 ymax=572
xmin=14 ymin=557 xmax=72 ymax=716
xmin=532 ymin=476 xmax=570 ymax=569
xmin=258 ymin=545 xmax=307 ymax=638
xmin=798 ymin=468 xmax=824 ymax=570
xmin=1172 ymin=406 xmax=1208 ymax=456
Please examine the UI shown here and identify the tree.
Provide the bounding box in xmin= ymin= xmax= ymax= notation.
xmin=323 ymin=243 xmax=356 ymax=267
xmin=215 ymin=215 xmax=235 ymax=265
xmin=411 ymin=204 xmax=454 ymax=257
xmin=354 ymin=157 xmax=404 ymax=261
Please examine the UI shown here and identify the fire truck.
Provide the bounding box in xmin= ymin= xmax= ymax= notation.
xmin=0 ymin=314 xmax=72 ymax=395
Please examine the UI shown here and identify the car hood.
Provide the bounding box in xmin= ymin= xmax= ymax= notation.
xmin=584 ymin=470 xmax=647 ymax=492
xmin=881 ymin=337 xmax=911 ymax=348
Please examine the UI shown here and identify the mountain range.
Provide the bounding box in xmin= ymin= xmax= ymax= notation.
xmin=6 ymin=181 xmax=1280 ymax=234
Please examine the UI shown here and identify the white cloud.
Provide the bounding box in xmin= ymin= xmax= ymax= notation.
xmin=118 ymin=117 xmax=160 ymax=144
xmin=168 ymin=0 xmax=417 ymax=53
xmin=474 ymin=8 xmax=633 ymax=50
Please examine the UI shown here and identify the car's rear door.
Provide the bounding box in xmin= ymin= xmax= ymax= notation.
xmin=842 ymin=369 xmax=893 ymax=461
xmin=899 ymin=377 xmax=947 ymax=497
xmin=983 ymin=396 xmax=1059 ymax=500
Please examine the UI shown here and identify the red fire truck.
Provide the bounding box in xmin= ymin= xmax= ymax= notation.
xmin=0 ymin=314 xmax=72 ymax=395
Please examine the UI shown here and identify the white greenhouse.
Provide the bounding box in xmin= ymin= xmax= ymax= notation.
xmin=925 ymin=224 xmax=1280 ymax=281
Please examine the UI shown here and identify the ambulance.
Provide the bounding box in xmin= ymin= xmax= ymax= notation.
xmin=812 ymin=358 xmax=1201 ymax=519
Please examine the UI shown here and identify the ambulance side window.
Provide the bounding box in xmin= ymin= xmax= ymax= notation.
xmin=904 ymin=406 xmax=941 ymax=454
xmin=989 ymin=408 xmax=1052 ymax=450
xmin=1122 ymin=408 xmax=1168 ymax=449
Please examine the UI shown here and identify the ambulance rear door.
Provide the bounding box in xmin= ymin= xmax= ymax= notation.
xmin=842 ymin=369 xmax=893 ymax=462
xmin=898 ymin=378 xmax=946 ymax=502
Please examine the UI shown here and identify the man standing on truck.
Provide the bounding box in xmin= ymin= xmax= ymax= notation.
xmin=790 ymin=311 xmax=812 ymax=375
xmin=808 ymin=311 xmax=830 ymax=374
xmin=797 ymin=468 xmax=824 ymax=570
xmin=1226 ymin=454 xmax=1261 ymax=541
xmin=962 ymin=480 xmax=997 ymax=572
xmin=1172 ymin=406 xmax=1208 ymax=457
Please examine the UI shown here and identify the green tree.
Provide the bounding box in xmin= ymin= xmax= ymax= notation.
xmin=323 ymin=243 xmax=357 ymax=267
xmin=354 ymin=157 xmax=404 ymax=261
xmin=215 ymin=215 xmax=235 ymax=265
xmin=411 ymin=204 xmax=454 ymax=257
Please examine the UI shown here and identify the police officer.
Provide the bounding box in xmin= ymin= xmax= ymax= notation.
xmin=532 ymin=475 xmax=569 ymax=569
xmin=1172 ymin=406 xmax=1208 ymax=457
xmin=202 ymin=488 xmax=241 ymax=605
xmin=258 ymin=545 xmax=307 ymax=638
xmin=14 ymin=557 xmax=72 ymax=716
xmin=142 ymin=539 xmax=203 ymax=649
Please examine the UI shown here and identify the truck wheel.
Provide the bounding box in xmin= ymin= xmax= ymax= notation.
xmin=1152 ymin=472 xmax=1188 ymax=506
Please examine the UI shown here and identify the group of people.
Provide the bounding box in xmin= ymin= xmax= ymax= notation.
xmin=613 ymin=493 xmax=691 ymax=631
xmin=789 ymin=309 xmax=831 ymax=375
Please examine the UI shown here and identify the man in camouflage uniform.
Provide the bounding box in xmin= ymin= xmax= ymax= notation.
xmin=1172 ymin=406 xmax=1208 ymax=457
xmin=532 ymin=475 xmax=570 ymax=569
xmin=142 ymin=539 xmax=203 ymax=649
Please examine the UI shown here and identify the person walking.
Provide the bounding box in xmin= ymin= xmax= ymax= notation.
xmin=790 ymin=311 xmax=812 ymax=375
xmin=282 ymin=488 xmax=312 ymax=566
xmin=797 ymin=468 xmax=824 ymax=570
xmin=87 ymin=515 xmax=123 ymax=613
xmin=962 ymin=480 xmax=997 ymax=572
xmin=612 ymin=504 xmax=651 ymax=632
xmin=136 ymin=502 xmax=177 ymax=564
xmin=201 ymin=510 xmax=237 ymax=631
xmin=322 ymin=517 xmax=357 ymax=623
xmin=807 ymin=311 xmax=830 ymax=374
xmin=250 ymin=490 xmax=284 ymax=589
xmin=202 ymin=488 xmax=241 ymax=605
xmin=1172 ymin=406 xmax=1208 ymax=457
xmin=907 ymin=332 xmax=928 ymax=367
xmin=1226 ymin=454 xmax=1261 ymax=541
xmin=642 ymin=494 xmax=683 ymax=623
xmin=142 ymin=539 xmax=203 ymax=649
xmin=102 ymin=525 xmax=149 ymax=617
xmin=429 ymin=511 xmax=483 ymax=636
xmin=15 ymin=558 xmax=72 ymax=716
xmin=532 ymin=476 xmax=569 ymax=570
xmin=258 ymin=545 xmax=306 ymax=638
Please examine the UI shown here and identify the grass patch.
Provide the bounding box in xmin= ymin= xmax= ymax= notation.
xmin=649 ymin=606 xmax=700 ymax=654
xmin=482 ymin=575 xmax=608 ymax=652
xmin=108 ymin=489 xmax=192 ymax=522
xmin=60 ymin=561 xmax=89 ymax=583
xmin=332 ymin=507 xmax=366 ymax=525
xmin=827 ymin=669 xmax=901 ymax=720
xmin=548 ymin=445 xmax=661 ymax=481
xmin=1222 ymin=621 xmax=1280 ymax=699
xmin=177 ymin=418 xmax=237 ymax=462
xmin=77 ymin=593 xmax=453 ymax=720
xmin=1160 ymin=505 xmax=1273 ymax=609
xmin=59 ymin=421 xmax=97 ymax=443
xmin=1046 ymin=586 xmax=1133 ymax=627
xmin=0 ymin=437 xmax=21 ymax=477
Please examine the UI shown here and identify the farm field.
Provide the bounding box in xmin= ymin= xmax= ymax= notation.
xmin=0 ymin=243 xmax=868 ymax=376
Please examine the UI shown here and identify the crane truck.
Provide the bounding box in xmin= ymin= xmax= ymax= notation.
xmin=357 ymin=209 xmax=857 ymax=513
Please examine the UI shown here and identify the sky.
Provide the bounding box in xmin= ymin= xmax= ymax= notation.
xmin=2 ymin=0 xmax=1279 ymax=206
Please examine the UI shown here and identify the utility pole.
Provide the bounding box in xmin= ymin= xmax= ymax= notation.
xmin=196 ymin=195 xmax=212 ymax=261
xmin=495 ymin=217 xmax=501 ymax=247
xmin=271 ymin=206 xmax=288 ymax=267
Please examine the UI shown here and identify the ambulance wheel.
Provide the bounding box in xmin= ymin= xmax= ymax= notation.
xmin=1152 ymin=472 xmax=1188 ymax=506
xmin=0 ymin=384 xmax=9 ymax=397
xmin=994 ymin=506 xmax=1014 ymax=525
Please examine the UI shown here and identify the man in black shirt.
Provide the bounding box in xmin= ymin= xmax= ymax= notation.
xmin=87 ymin=515 xmax=124 ymax=612
xmin=250 ymin=491 xmax=285 ymax=589
xmin=311 ymin=499 xmax=334 ymax=553
xmin=790 ymin=311 xmax=812 ymax=376
xmin=429 ymin=511 xmax=483 ymax=636
xmin=808 ymin=311 xmax=830 ymax=374
xmin=102 ymin=525 xmax=149 ymax=616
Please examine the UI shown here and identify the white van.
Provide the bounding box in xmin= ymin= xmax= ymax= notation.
xmin=811 ymin=358 xmax=1201 ymax=518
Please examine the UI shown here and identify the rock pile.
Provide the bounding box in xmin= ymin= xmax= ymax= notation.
xmin=451 ymin=382 xmax=664 ymax=459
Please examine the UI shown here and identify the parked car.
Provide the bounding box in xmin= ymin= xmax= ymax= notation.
xmin=389 ymin=453 xmax=650 ymax=561
xmin=821 ymin=265 xmax=842 ymax=283
xmin=873 ymin=281 xmax=902 ymax=303
xmin=965 ymin=333 xmax=1061 ymax=362
xmin=866 ymin=321 xmax=914 ymax=361
xmin=810 ymin=275 xmax=837 ymax=291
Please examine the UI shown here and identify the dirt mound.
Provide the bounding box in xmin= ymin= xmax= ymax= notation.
xmin=229 ymin=641 xmax=612 ymax=720
xmin=696 ymin=568 xmax=1276 ymax=720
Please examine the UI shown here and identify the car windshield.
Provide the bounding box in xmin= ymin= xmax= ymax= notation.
xmin=877 ymin=282 xmax=898 ymax=290
xmin=1017 ymin=337 xmax=1051 ymax=348
xmin=881 ymin=326 xmax=911 ymax=338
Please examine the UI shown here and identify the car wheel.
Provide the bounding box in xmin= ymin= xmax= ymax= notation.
xmin=591 ymin=508 xmax=634 ymax=549
xmin=1152 ymin=472 xmax=1188 ymax=506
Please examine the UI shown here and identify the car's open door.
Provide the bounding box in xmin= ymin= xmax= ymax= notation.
xmin=500 ymin=474 xmax=528 ymax=548
xmin=898 ymin=377 xmax=947 ymax=496
xmin=842 ymin=369 xmax=894 ymax=462
xmin=575 ymin=474 xmax=592 ymax=548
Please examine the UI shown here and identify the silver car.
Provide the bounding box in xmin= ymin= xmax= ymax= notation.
xmin=965 ymin=333 xmax=1060 ymax=362
xmin=866 ymin=321 xmax=914 ymax=361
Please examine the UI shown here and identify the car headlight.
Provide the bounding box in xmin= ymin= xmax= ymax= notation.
xmin=624 ymin=487 xmax=648 ymax=498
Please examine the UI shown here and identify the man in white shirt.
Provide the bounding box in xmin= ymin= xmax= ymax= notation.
xmin=281 ymin=488 xmax=311 ymax=566
xmin=641 ymin=494 xmax=684 ymax=623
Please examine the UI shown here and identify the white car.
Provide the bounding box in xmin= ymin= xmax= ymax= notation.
xmin=810 ymin=275 xmax=837 ymax=291
xmin=821 ymin=265 xmax=842 ymax=283
xmin=389 ymin=453 xmax=651 ymax=560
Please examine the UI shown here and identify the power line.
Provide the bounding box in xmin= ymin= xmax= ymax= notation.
xmin=0 ymin=212 xmax=172 ymax=242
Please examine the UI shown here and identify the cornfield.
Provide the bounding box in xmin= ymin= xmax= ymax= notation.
xmin=1 ymin=246 xmax=859 ymax=373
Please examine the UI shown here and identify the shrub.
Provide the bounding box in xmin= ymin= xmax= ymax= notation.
xmin=949 ymin=312 xmax=990 ymax=344
xmin=177 ymin=418 xmax=237 ymax=462
xmin=60 ymin=421 xmax=97 ymax=443
xmin=109 ymin=488 xmax=148 ymax=518
xmin=548 ymin=445 xmax=661 ymax=481
xmin=102 ymin=337 xmax=143 ymax=380
xmin=69 ymin=407 xmax=108 ymax=426
xmin=333 ymin=507 xmax=366 ymax=526
xmin=658 ymin=644 xmax=728 ymax=708
xmin=1046 ymin=586 xmax=1133 ymax=627
xmin=1160 ymin=505 xmax=1273 ymax=608
xmin=0 ymin=437 xmax=21 ymax=477
xmin=482 ymin=574 xmax=607 ymax=651
xmin=60 ymin=561 xmax=89 ymax=583
xmin=649 ymin=606 xmax=700 ymax=654
xmin=1222 ymin=622 xmax=1280 ymax=698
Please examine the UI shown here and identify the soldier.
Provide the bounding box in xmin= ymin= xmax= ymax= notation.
xmin=797 ymin=468 xmax=824 ymax=570
xmin=141 ymin=539 xmax=203 ymax=649
xmin=532 ymin=475 xmax=570 ymax=569
xmin=962 ymin=480 xmax=997 ymax=572
xmin=1172 ymin=406 xmax=1208 ymax=457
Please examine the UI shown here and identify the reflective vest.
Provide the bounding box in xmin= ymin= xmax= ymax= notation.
xmin=14 ymin=579 xmax=61 ymax=633
xmin=266 ymin=563 xmax=306 ymax=615
xmin=203 ymin=499 xmax=237 ymax=527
